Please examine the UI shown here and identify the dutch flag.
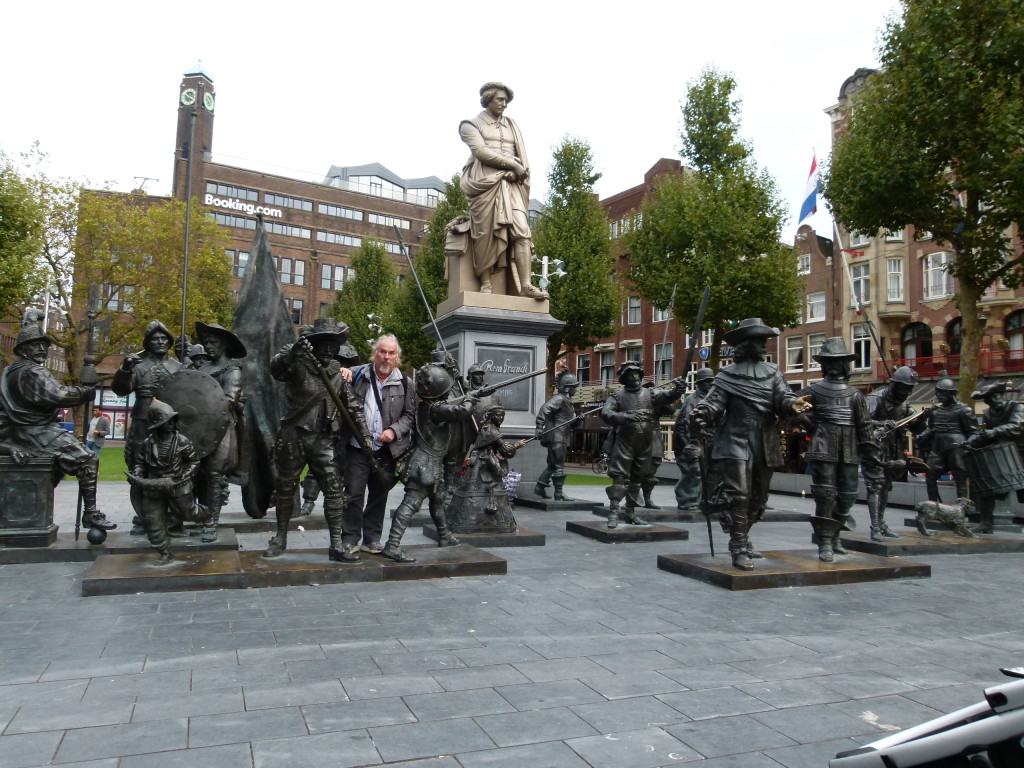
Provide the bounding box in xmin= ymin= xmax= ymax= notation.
xmin=798 ymin=154 xmax=818 ymax=225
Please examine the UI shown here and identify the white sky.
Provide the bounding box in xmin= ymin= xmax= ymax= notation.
xmin=4 ymin=0 xmax=899 ymax=243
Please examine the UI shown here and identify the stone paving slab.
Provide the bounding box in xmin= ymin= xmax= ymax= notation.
xmin=658 ymin=550 xmax=931 ymax=590
xmin=566 ymin=520 xmax=689 ymax=543
xmin=2 ymin=480 xmax=1020 ymax=768
xmin=846 ymin=529 xmax=1024 ymax=556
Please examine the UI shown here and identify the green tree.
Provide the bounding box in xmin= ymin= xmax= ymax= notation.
xmin=39 ymin=183 xmax=233 ymax=381
xmin=0 ymin=148 xmax=48 ymax=314
xmin=390 ymin=176 xmax=468 ymax=368
xmin=823 ymin=0 xmax=1024 ymax=399
xmin=627 ymin=68 xmax=801 ymax=370
xmin=533 ymin=136 xmax=619 ymax=381
xmin=329 ymin=238 xmax=397 ymax=363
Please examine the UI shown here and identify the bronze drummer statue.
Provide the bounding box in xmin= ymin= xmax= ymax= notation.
xmin=964 ymin=382 xmax=1024 ymax=533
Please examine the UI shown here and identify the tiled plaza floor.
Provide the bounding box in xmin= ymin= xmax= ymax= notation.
xmin=0 ymin=480 xmax=1020 ymax=767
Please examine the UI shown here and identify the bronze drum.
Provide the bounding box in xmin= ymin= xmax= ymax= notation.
xmin=963 ymin=441 xmax=1024 ymax=496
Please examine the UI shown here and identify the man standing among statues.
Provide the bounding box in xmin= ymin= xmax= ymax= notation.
xmin=534 ymin=369 xmax=579 ymax=501
xmin=0 ymin=323 xmax=115 ymax=531
xmin=918 ymin=377 xmax=977 ymax=503
xmin=600 ymin=361 xmax=686 ymax=529
xmin=342 ymin=334 xmax=415 ymax=555
xmin=691 ymin=319 xmax=809 ymax=571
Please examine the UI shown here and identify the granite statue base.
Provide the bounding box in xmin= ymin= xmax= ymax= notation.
xmin=82 ymin=544 xmax=507 ymax=596
xmin=422 ymin=525 xmax=545 ymax=547
xmin=657 ymin=550 xmax=930 ymax=591
xmin=567 ymin=520 xmax=689 ymax=543
xmin=842 ymin=530 xmax=1024 ymax=556
xmin=515 ymin=490 xmax=595 ymax=511
xmin=0 ymin=528 xmax=239 ymax=564
xmin=590 ymin=504 xmax=698 ymax=522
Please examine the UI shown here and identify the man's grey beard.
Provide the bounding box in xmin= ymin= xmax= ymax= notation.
xmin=376 ymin=363 xmax=394 ymax=377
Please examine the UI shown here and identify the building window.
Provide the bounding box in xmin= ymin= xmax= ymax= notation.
xmin=797 ymin=252 xmax=811 ymax=276
xmin=902 ymin=322 xmax=933 ymax=360
xmin=321 ymin=263 xmax=345 ymax=290
xmin=923 ymin=252 xmax=954 ymax=299
xmin=653 ymin=307 xmax=670 ymax=323
xmin=701 ymin=329 xmax=714 ymax=348
xmin=610 ymin=221 xmax=619 ymax=239
xmin=276 ymin=258 xmax=304 ymax=286
xmin=654 ymin=343 xmax=673 ymax=381
xmin=885 ymin=229 xmax=904 ymax=242
xmin=599 ymin=351 xmax=616 ymax=384
xmin=624 ymin=346 xmax=642 ymax=363
xmin=852 ymin=324 xmax=872 ymax=370
xmin=368 ymin=213 xmax=411 ymax=230
xmin=851 ymin=263 xmax=870 ymax=306
xmin=887 ymin=258 xmax=903 ymax=301
xmin=265 ymin=221 xmax=311 ymax=239
xmin=849 ymin=231 xmax=870 ymax=248
xmin=318 ymin=203 xmax=363 ymax=221
xmin=206 ymin=181 xmax=257 ymax=201
xmin=577 ymin=354 xmax=590 ymax=382
xmin=319 ymin=302 xmax=330 ymax=317
xmin=384 ymin=242 xmax=404 ymax=255
xmin=317 ymin=230 xmax=362 ymax=248
xmin=264 ymin=193 xmax=313 ymax=212
xmin=627 ymin=296 xmax=641 ymax=324
xmin=786 ymin=336 xmax=804 ymax=371
xmin=210 ymin=212 xmax=256 ymax=230
xmin=286 ymin=298 xmax=304 ymax=325
xmin=806 ymin=291 xmax=826 ymax=322
xmin=279 ymin=258 xmax=292 ymax=284
xmin=1007 ymin=310 xmax=1024 ymax=366
xmin=105 ymin=285 xmax=121 ymax=312
xmin=807 ymin=333 xmax=826 ymax=370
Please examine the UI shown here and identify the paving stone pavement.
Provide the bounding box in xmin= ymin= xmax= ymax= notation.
xmin=0 ymin=480 xmax=1021 ymax=767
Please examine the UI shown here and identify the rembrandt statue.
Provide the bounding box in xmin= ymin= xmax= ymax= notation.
xmin=448 ymin=82 xmax=547 ymax=300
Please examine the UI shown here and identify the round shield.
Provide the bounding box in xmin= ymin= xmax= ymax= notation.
xmin=155 ymin=368 xmax=231 ymax=459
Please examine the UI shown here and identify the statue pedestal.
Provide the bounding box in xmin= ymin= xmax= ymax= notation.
xmin=428 ymin=297 xmax=564 ymax=480
xmin=0 ymin=457 xmax=58 ymax=547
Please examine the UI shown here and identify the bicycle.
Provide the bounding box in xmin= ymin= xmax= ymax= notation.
xmin=592 ymin=452 xmax=609 ymax=474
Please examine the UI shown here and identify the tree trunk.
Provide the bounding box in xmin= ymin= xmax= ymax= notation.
xmin=957 ymin=282 xmax=983 ymax=403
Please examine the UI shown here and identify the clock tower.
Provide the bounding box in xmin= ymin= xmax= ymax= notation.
xmin=172 ymin=65 xmax=216 ymax=202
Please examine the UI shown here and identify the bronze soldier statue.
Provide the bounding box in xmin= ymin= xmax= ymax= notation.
xmin=382 ymin=356 xmax=478 ymax=563
xmin=263 ymin=317 xmax=371 ymax=563
xmin=194 ymin=322 xmax=248 ymax=543
xmin=796 ymin=338 xmax=872 ymax=562
xmin=600 ymin=361 xmax=687 ymax=529
xmin=674 ymin=368 xmax=715 ymax=512
xmin=0 ymin=322 xmax=115 ymax=530
xmin=126 ymin=400 xmax=211 ymax=565
xmin=862 ymin=366 xmax=923 ymax=541
xmin=534 ymin=369 xmax=579 ymax=501
xmin=112 ymin=320 xmax=183 ymax=528
xmin=918 ymin=377 xmax=977 ymax=503
xmin=691 ymin=319 xmax=809 ymax=570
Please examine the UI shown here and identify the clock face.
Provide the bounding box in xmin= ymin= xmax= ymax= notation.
xmin=180 ymin=88 xmax=197 ymax=106
xmin=203 ymin=92 xmax=215 ymax=112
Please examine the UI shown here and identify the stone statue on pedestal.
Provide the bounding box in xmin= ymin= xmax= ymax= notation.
xmin=674 ymin=368 xmax=715 ymax=512
xmin=964 ymin=382 xmax=1024 ymax=533
xmin=448 ymin=82 xmax=547 ymax=300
